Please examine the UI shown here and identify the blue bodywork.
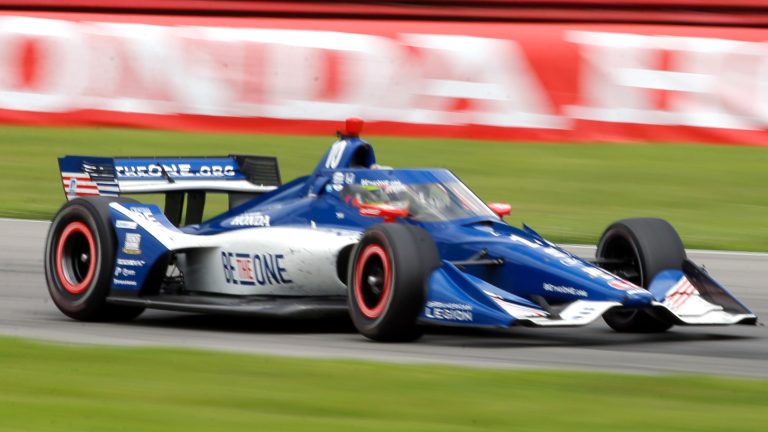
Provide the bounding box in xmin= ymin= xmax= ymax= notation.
xmin=55 ymin=125 xmax=757 ymax=329
xmin=129 ymin=133 xmax=664 ymax=328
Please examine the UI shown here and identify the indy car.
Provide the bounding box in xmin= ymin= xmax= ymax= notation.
xmin=45 ymin=118 xmax=758 ymax=341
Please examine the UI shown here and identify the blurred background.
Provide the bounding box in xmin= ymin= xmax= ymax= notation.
xmin=0 ymin=5 xmax=766 ymax=430
xmin=0 ymin=0 xmax=765 ymax=250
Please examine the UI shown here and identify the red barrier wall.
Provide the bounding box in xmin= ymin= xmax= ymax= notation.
xmin=1 ymin=11 xmax=768 ymax=145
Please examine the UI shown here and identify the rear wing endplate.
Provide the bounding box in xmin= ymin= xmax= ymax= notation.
xmin=59 ymin=155 xmax=281 ymax=226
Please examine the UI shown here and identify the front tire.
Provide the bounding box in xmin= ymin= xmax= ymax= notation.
xmin=348 ymin=224 xmax=440 ymax=342
xmin=597 ymin=218 xmax=685 ymax=333
xmin=44 ymin=197 xmax=145 ymax=321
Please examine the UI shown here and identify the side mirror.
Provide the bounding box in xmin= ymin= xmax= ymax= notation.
xmin=487 ymin=202 xmax=512 ymax=219
xmin=358 ymin=203 xmax=408 ymax=223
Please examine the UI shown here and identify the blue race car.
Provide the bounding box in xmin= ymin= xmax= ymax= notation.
xmin=45 ymin=118 xmax=758 ymax=341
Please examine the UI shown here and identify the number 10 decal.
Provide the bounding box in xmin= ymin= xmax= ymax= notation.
xmin=325 ymin=140 xmax=347 ymax=169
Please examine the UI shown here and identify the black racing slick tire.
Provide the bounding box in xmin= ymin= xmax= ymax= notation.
xmin=44 ymin=197 xmax=145 ymax=322
xmin=597 ymin=218 xmax=686 ymax=333
xmin=348 ymin=224 xmax=440 ymax=342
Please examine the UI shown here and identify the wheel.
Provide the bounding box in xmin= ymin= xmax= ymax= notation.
xmin=597 ymin=218 xmax=686 ymax=333
xmin=44 ymin=197 xmax=146 ymax=321
xmin=348 ymin=224 xmax=440 ymax=342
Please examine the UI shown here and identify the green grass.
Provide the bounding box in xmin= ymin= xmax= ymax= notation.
xmin=0 ymin=125 xmax=766 ymax=250
xmin=0 ymin=336 xmax=766 ymax=432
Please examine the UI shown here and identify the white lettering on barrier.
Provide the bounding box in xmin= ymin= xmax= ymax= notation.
xmin=397 ymin=34 xmax=566 ymax=128
xmin=0 ymin=17 xmax=562 ymax=128
xmin=1 ymin=17 xmax=768 ymax=134
xmin=565 ymin=30 xmax=764 ymax=130
xmin=0 ymin=17 xmax=86 ymax=112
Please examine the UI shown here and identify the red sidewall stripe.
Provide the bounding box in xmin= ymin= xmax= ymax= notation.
xmin=55 ymin=221 xmax=97 ymax=295
xmin=354 ymin=244 xmax=392 ymax=319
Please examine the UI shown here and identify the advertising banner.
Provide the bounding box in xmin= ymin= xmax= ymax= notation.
xmin=2 ymin=12 xmax=768 ymax=145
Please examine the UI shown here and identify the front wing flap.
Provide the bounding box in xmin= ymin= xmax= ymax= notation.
xmin=648 ymin=260 xmax=758 ymax=326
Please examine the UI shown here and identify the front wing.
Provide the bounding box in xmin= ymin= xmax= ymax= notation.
xmin=419 ymin=261 xmax=758 ymax=329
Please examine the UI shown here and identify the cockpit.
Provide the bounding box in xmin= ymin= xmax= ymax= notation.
xmin=341 ymin=173 xmax=497 ymax=222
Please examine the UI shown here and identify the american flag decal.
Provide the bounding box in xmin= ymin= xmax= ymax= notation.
xmin=61 ymin=167 xmax=119 ymax=200
xmin=663 ymin=276 xmax=699 ymax=312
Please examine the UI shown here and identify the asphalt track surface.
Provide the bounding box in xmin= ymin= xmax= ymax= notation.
xmin=1 ymin=219 xmax=766 ymax=378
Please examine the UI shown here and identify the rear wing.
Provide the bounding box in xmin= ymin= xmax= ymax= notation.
xmin=59 ymin=155 xmax=281 ymax=226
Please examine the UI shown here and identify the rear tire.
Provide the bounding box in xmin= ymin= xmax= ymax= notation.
xmin=348 ymin=224 xmax=440 ymax=342
xmin=44 ymin=197 xmax=145 ymax=321
xmin=597 ymin=218 xmax=685 ymax=333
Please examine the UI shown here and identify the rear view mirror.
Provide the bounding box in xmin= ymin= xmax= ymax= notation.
xmin=487 ymin=202 xmax=512 ymax=219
